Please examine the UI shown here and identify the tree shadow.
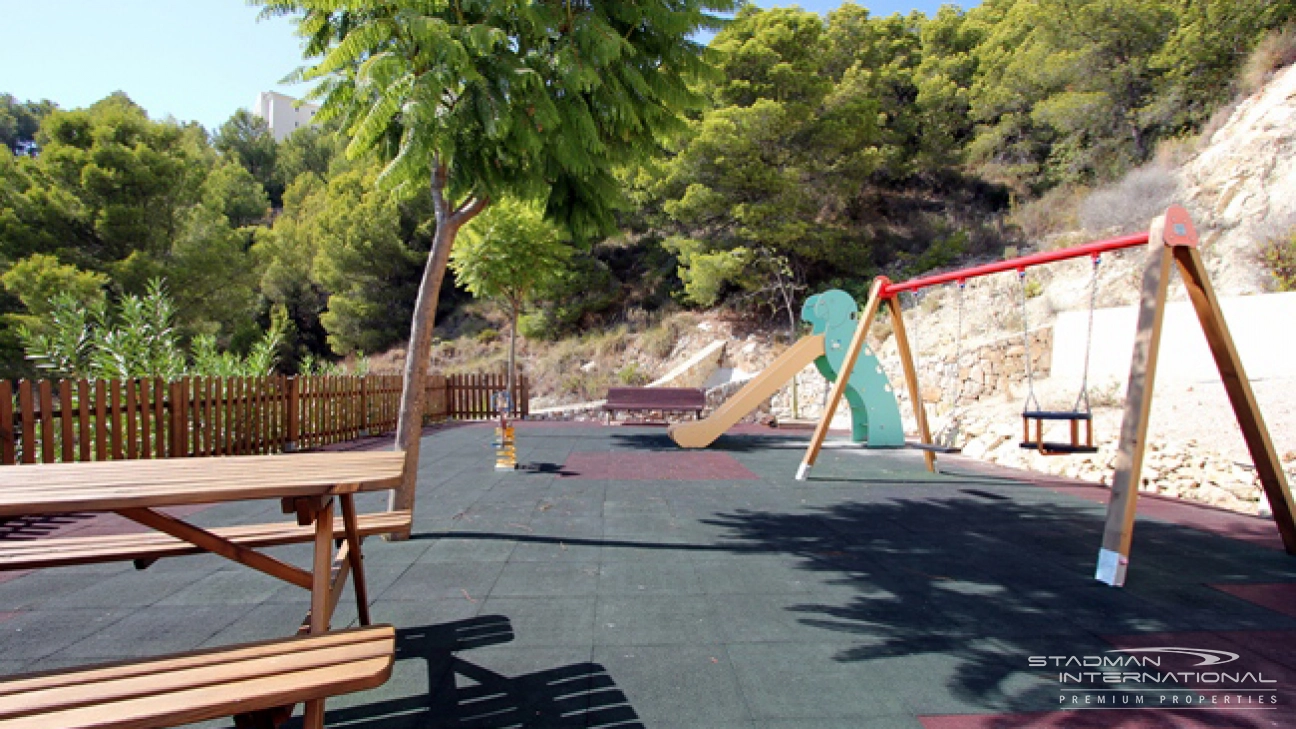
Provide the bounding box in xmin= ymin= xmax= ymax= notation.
xmin=705 ymin=496 xmax=1296 ymax=728
xmin=320 ymin=615 xmax=642 ymax=729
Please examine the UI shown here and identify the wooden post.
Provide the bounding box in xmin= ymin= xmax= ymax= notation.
xmin=887 ymin=294 xmax=936 ymax=473
xmin=1096 ymin=206 xmax=1191 ymax=586
xmin=1172 ymin=245 xmax=1296 ymax=554
xmin=796 ymin=277 xmax=886 ymax=480
xmin=0 ymin=380 xmax=13 ymax=465
xmin=286 ymin=376 xmax=300 ymax=452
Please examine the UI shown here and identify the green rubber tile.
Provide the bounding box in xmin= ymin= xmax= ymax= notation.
xmin=198 ymin=600 xmax=318 ymax=646
xmin=694 ymin=557 xmax=815 ymax=595
xmin=597 ymin=560 xmax=702 ymax=596
xmin=477 ymin=596 xmax=595 ymax=649
xmin=594 ymin=595 xmax=718 ymax=646
xmin=726 ymin=641 xmax=913 ymax=720
xmin=37 ymin=567 xmax=206 ymax=609
xmin=0 ymin=569 xmax=131 ymax=610
xmin=379 ymin=561 xmax=505 ymax=603
xmin=598 ymin=542 xmax=713 ymax=563
xmin=52 ymin=604 xmax=256 ymax=660
xmin=526 ymin=515 xmax=605 ymax=539
xmin=707 ymin=593 xmax=840 ymax=644
xmin=593 ymin=644 xmax=751 ymax=725
xmin=490 ymin=561 xmax=601 ymax=598
xmin=445 ymin=645 xmax=601 ymax=729
xmin=417 ymin=535 xmax=519 ymax=563
xmin=507 ymin=537 xmax=602 ymax=563
xmin=155 ymin=568 xmax=287 ymax=607
xmin=0 ymin=608 xmax=129 ymax=663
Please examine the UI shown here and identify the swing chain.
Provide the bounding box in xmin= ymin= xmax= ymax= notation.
xmin=1072 ymin=254 xmax=1101 ymax=414
xmin=937 ymin=281 xmax=967 ymax=447
xmin=1017 ymin=269 xmax=1040 ymax=413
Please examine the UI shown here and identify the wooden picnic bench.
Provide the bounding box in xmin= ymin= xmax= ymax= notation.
xmin=0 ymin=510 xmax=412 ymax=571
xmin=0 ymin=624 xmax=396 ymax=729
xmin=0 ymin=451 xmax=410 ymax=729
xmin=602 ymin=387 xmax=706 ymax=424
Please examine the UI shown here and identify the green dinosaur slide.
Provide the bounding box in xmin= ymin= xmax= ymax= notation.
xmin=668 ymin=289 xmax=904 ymax=448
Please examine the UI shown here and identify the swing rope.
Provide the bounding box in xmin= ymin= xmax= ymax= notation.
xmin=936 ymin=281 xmax=967 ymax=448
xmin=1071 ymin=254 xmax=1101 ymax=415
xmin=906 ymin=284 xmax=965 ymax=449
xmin=1017 ymin=269 xmax=1041 ymax=414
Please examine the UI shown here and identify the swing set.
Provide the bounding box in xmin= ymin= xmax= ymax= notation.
xmin=794 ymin=206 xmax=1296 ymax=587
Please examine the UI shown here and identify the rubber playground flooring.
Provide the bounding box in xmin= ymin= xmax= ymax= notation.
xmin=3 ymin=421 xmax=1296 ymax=728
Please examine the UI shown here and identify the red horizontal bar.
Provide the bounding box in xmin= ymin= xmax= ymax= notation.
xmin=880 ymin=232 xmax=1150 ymax=296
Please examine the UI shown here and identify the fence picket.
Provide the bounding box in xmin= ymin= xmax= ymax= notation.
xmin=1 ymin=369 xmax=520 ymax=466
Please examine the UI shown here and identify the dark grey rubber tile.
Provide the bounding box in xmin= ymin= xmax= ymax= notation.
xmin=490 ymin=561 xmax=601 ymax=598
xmin=593 ymin=644 xmax=750 ymax=725
xmin=594 ymin=595 xmax=718 ymax=646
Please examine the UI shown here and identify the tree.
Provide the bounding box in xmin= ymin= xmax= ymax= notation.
xmin=449 ymin=198 xmax=571 ymax=400
xmin=214 ymin=109 xmax=283 ymax=206
xmin=261 ymin=0 xmax=732 ymax=512
xmin=0 ymin=95 xmax=55 ymax=155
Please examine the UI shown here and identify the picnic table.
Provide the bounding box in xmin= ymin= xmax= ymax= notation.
xmin=0 ymin=451 xmax=407 ymax=728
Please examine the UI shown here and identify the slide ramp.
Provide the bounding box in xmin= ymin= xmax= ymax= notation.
xmin=668 ymin=334 xmax=825 ymax=449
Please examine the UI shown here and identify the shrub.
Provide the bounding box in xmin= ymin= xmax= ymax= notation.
xmin=639 ymin=321 xmax=677 ymax=359
xmin=1260 ymin=229 xmax=1296 ymax=291
xmin=1242 ymin=25 xmax=1296 ymax=96
xmin=1010 ymin=186 xmax=1086 ymax=240
xmin=616 ymin=362 xmax=651 ymax=386
xmin=475 ymin=328 xmax=500 ymax=344
xmin=1079 ymin=163 xmax=1180 ymax=235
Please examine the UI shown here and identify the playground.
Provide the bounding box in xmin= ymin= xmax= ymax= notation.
xmin=3 ymin=421 xmax=1295 ymax=727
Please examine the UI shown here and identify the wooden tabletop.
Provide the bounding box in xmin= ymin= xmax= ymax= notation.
xmin=0 ymin=451 xmax=407 ymax=518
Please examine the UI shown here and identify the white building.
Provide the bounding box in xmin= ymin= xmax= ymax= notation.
xmin=253 ymin=91 xmax=320 ymax=142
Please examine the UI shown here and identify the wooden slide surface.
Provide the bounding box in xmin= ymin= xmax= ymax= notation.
xmin=668 ymin=334 xmax=826 ymax=449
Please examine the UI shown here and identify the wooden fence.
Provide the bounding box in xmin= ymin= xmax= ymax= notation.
xmin=0 ymin=372 xmax=528 ymax=465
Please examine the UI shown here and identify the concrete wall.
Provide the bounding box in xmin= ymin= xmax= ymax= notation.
xmin=1052 ymin=291 xmax=1296 ymax=387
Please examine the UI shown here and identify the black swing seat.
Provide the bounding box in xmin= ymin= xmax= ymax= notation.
xmin=1020 ymin=409 xmax=1097 ymax=455
xmin=1021 ymin=410 xmax=1092 ymax=421
xmin=1018 ymin=441 xmax=1099 ymax=454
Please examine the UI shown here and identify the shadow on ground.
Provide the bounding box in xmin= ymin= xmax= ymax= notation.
xmin=320 ymin=616 xmax=643 ymax=729
xmin=703 ymin=495 xmax=1296 ymax=728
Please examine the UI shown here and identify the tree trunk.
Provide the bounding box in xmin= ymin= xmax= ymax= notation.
xmin=389 ymin=163 xmax=487 ymax=520
xmin=507 ymin=300 xmax=518 ymax=419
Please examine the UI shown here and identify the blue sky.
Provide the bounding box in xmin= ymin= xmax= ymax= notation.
xmin=2 ymin=0 xmax=975 ymax=133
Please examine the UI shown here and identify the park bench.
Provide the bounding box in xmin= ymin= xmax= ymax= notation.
xmin=0 ymin=624 xmax=395 ymax=729
xmin=602 ymin=387 xmax=705 ymax=424
xmin=0 ymin=510 xmax=412 ymax=571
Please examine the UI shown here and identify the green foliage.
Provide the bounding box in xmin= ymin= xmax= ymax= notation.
xmin=214 ymin=109 xmax=283 ymax=206
xmin=202 ymin=161 xmax=270 ymax=227
xmin=261 ymin=0 xmax=734 ymax=239
xmin=0 ymin=254 xmax=107 ymax=330
xmin=308 ymin=166 xmax=427 ymax=355
xmin=1261 ymin=229 xmax=1296 ymax=292
xmin=21 ymin=280 xmax=285 ymax=380
xmin=0 ymin=94 xmax=55 ymax=154
xmin=616 ymin=361 xmax=651 ymax=386
xmin=450 ymin=199 xmax=572 ymax=321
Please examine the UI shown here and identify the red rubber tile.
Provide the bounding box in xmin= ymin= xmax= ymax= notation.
xmin=560 ymin=451 xmax=758 ymax=480
xmin=1211 ymin=583 xmax=1296 ymax=619
xmin=0 ymin=611 xmax=19 ymax=623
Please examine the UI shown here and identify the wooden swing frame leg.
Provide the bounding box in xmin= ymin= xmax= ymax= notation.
xmin=888 ymin=295 xmax=937 ymax=472
xmin=1097 ymin=207 xmax=1296 ymax=586
xmin=797 ymin=279 xmax=891 ymax=480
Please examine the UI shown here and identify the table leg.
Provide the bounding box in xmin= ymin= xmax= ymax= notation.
xmin=339 ymin=494 xmax=372 ymax=626
xmin=303 ymin=497 xmax=335 ymax=729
